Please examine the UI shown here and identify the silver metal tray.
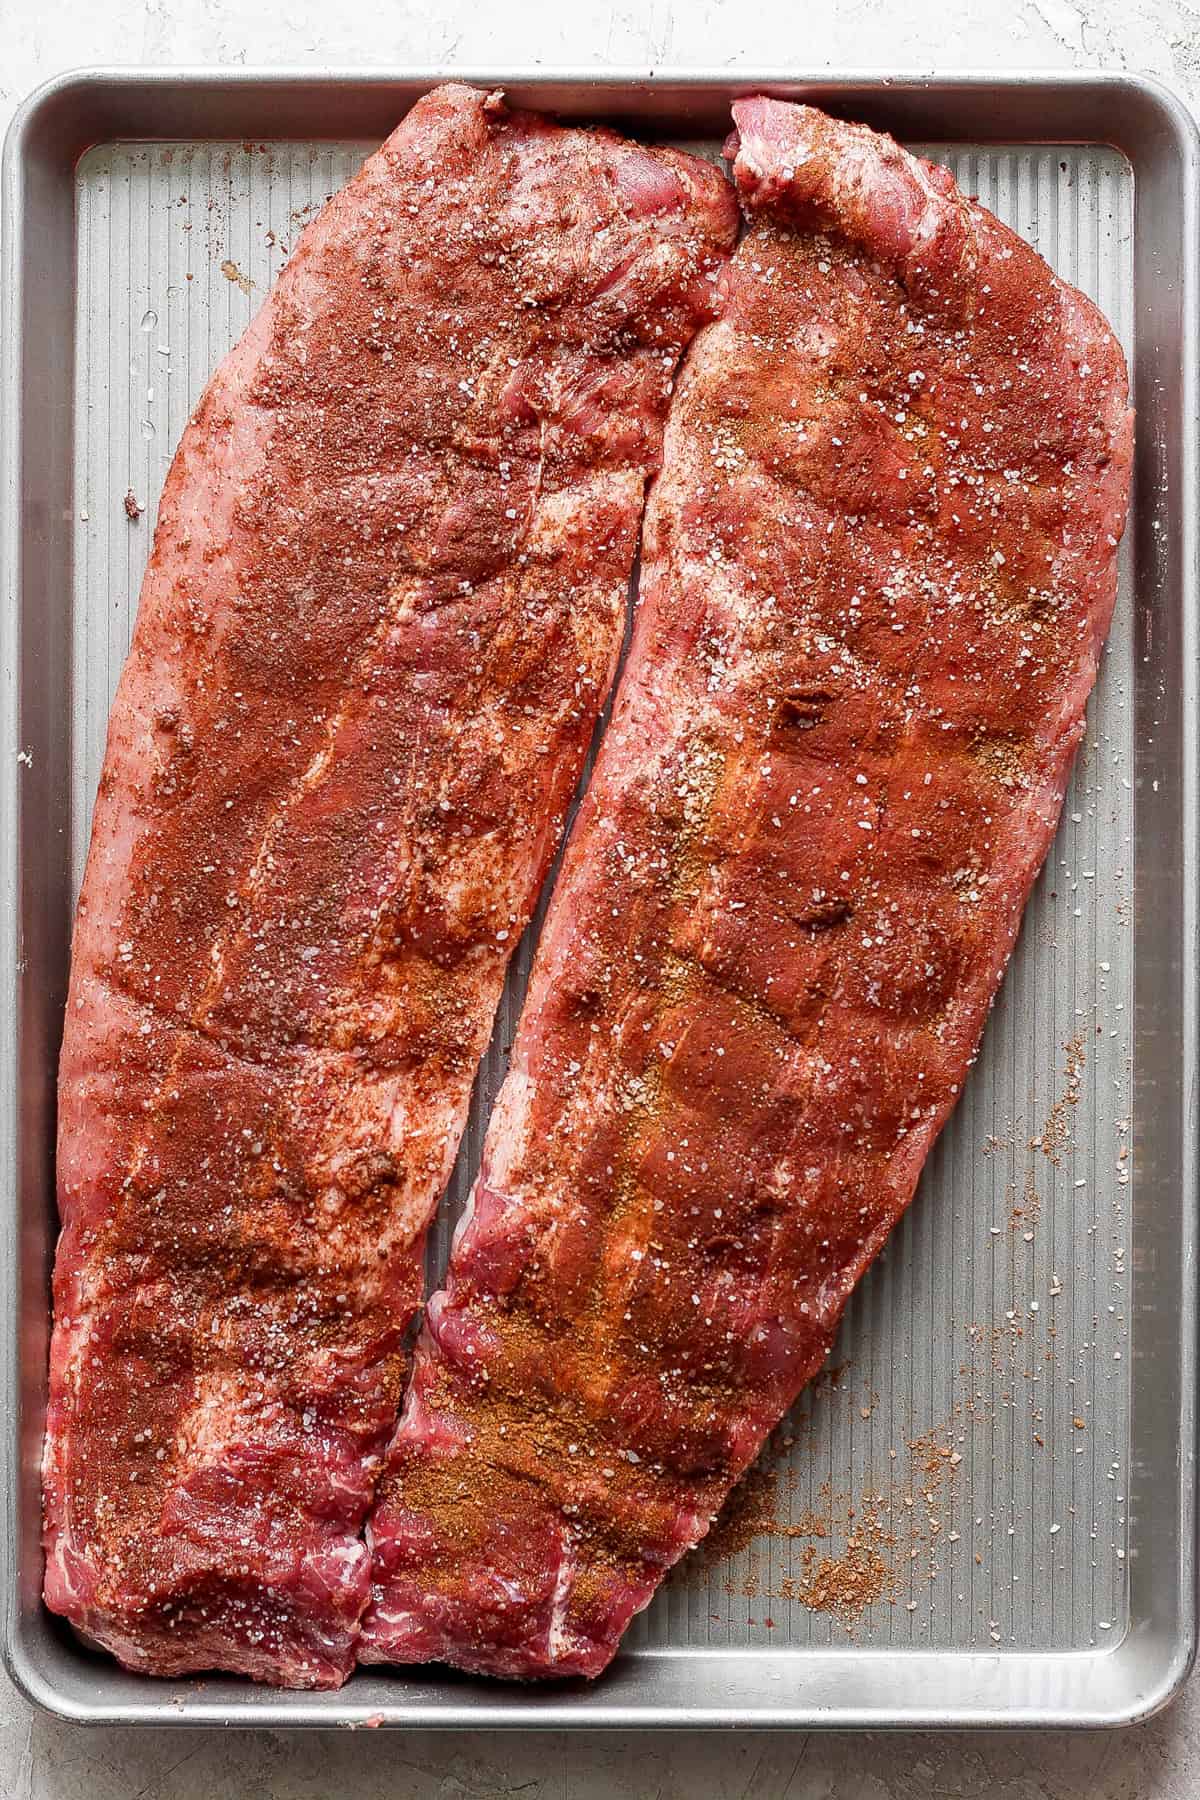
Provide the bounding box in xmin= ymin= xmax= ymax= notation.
xmin=2 ymin=67 xmax=1197 ymax=1730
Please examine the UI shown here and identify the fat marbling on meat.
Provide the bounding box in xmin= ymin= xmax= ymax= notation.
xmin=362 ymin=97 xmax=1133 ymax=1680
xmin=44 ymin=83 xmax=737 ymax=1689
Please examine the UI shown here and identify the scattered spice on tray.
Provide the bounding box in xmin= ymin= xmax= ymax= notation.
xmin=909 ymin=1433 xmax=962 ymax=1483
xmin=697 ymin=1466 xmax=779 ymax=1566
xmin=219 ymin=258 xmax=255 ymax=295
xmin=1010 ymin=1166 xmax=1042 ymax=1232
xmin=781 ymin=1504 xmax=898 ymax=1625
xmin=1033 ymin=1034 xmax=1086 ymax=1163
xmin=780 ymin=1508 xmax=829 ymax=1540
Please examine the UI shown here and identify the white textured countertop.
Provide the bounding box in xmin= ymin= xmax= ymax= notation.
xmin=4 ymin=3 xmax=1199 ymax=1795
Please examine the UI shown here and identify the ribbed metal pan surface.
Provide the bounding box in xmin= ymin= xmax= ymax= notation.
xmin=2 ymin=70 xmax=1196 ymax=1727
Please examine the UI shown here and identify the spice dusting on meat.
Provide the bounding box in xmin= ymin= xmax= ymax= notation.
xmin=362 ymin=97 xmax=1132 ymax=1681
xmin=44 ymin=84 xmax=736 ymax=1689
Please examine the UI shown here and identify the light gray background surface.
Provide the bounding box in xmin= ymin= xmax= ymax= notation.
xmin=2 ymin=1 xmax=1198 ymax=1794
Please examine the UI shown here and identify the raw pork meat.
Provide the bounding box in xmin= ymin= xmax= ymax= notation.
xmin=44 ymin=83 xmax=736 ymax=1688
xmin=362 ymin=97 xmax=1133 ymax=1679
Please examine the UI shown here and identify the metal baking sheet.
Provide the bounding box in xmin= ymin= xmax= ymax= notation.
xmin=1 ymin=69 xmax=1196 ymax=1729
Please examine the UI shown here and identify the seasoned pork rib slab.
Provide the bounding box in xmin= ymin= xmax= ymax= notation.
xmin=362 ymin=98 xmax=1133 ymax=1680
xmin=45 ymin=84 xmax=737 ymax=1689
